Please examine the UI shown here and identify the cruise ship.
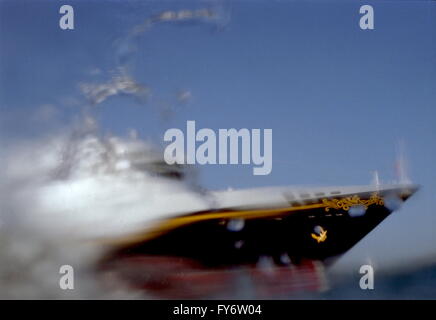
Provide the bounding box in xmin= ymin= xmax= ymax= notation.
xmin=31 ymin=133 xmax=417 ymax=297
xmin=98 ymin=179 xmax=418 ymax=297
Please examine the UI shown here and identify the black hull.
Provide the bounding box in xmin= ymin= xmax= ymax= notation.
xmin=104 ymin=190 xmax=416 ymax=268
xmin=110 ymin=201 xmax=392 ymax=268
xmin=97 ymin=188 xmax=417 ymax=297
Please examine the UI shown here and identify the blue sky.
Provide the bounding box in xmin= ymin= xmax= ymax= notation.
xmin=1 ymin=0 xmax=435 ymax=269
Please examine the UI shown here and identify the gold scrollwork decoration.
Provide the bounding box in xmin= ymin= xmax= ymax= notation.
xmin=322 ymin=193 xmax=384 ymax=212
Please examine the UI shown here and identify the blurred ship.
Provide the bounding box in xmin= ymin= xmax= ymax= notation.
xmin=11 ymin=130 xmax=417 ymax=298
xmin=88 ymin=137 xmax=419 ymax=298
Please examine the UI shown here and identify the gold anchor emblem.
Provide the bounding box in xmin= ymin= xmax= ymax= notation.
xmin=311 ymin=226 xmax=327 ymax=243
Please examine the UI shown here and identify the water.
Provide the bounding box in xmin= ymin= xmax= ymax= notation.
xmin=320 ymin=263 xmax=436 ymax=299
